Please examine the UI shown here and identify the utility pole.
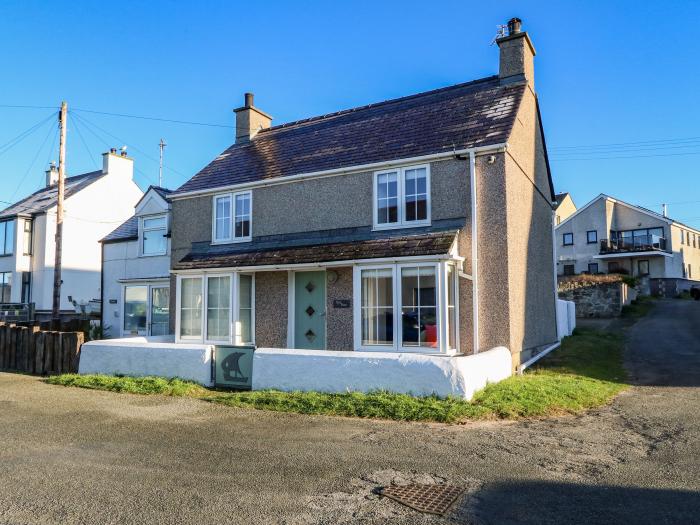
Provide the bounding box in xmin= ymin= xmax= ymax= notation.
xmin=52 ymin=101 xmax=67 ymax=321
xmin=158 ymin=138 xmax=167 ymax=187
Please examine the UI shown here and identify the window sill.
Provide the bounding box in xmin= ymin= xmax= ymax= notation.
xmin=355 ymin=345 xmax=451 ymax=355
xmin=211 ymin=237 xmax=252 ymax=246
xmin=139 ymin=252 xmax=168 ymax=258
xmin=372 ymin=221 xmax=431 ymax=232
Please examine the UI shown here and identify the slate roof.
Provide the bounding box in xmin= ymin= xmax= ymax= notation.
xmin=173 ymin=76 xmax=526 ymax=195
xmin=102 ymin=215 xmax=139 ymax=243
xmin=0 ymin=170 xmax=104 ymax=219
xmin=174 ymin=224 xmax=460 ymax=270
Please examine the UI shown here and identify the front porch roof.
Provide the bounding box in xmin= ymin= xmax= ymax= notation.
xmin=174 ymin=226 xmax=459 ymax=270
xmin=592 ymin=251 xmax=673 ymax=259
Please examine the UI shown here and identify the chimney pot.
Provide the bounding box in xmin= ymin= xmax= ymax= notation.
xmin=507 ymin=17 xmax=522 ymax=35
xmin=110 ymin=147 xmax=117 ymax=154
xmin=244 ymin=92 xmax=254 ymax=108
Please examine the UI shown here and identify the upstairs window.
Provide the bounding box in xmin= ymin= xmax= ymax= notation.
xmin=142 ymin=215 xmax=167 ymax=256
xmin=563 ymin=233 xmax=573 ymax=246
xmin=0 ymin=220 xmax=15 ymax=256
xmin=374 ymin=165 xmax=430 ymax=229
xmin=587 ymin=230 xmax=597 ymax=244
xmin=213 ymin=191 xmax=252 ymax=242
xmin=22 ymin=219 xmax=33 ymax=256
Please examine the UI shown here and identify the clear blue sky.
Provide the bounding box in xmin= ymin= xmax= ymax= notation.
xmin=1 ymin=0 xmax=699 ymax=227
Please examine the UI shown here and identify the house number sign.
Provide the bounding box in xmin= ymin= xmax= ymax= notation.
xmin=333 ymin=299 xmax=351 ymax=308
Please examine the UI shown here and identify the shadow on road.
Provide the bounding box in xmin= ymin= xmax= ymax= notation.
xmin=466 ymin=479 xmax=699 ymax=525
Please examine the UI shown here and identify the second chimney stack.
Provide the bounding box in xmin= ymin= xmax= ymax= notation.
xmin=234 ymin=92 xmax=272 ymax=143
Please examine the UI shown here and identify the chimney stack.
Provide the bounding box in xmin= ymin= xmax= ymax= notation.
xmin=662 ymin=203 xmax=668 ymax=217
xmin=496 ymin=17 xmax=536 ymax=89
xmin=45 ymin=161 xmax=59 ymax=187
xmin=234 ymin=92 xmax=272 ymax=143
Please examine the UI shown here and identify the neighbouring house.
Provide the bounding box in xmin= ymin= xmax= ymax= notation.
xmin=555 ymin=193 xmax=700 ymax=295
xmin=166 ymin=17 xmax=558 ymax=370
xmin=554 ymin=192 xmax=576 ymax=225
xmin=0 ymin=149 xmax=142 ymax=320
xmin=101 ymin=186 xmax=172 ymax=338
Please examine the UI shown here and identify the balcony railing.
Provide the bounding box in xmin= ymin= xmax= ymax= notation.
xmin=600 ymin=235 xmax=667 ymax=254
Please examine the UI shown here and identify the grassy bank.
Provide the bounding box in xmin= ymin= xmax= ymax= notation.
xmin=47 ymin=328 xmax=627 ymax=423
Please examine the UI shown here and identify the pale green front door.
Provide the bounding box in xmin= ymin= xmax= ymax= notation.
xmin=294 ymin=271 xmax=326 ymax=350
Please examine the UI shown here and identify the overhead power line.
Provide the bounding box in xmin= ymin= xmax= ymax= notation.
xmin=9 ymin=119 xmax=57 ymax=201
xmin=550 ymin=150 xmax=700 ymax=162
xmin=0 ymin=112 xmax=57 ymax=158
xmin=550 ymin=135 xmax=700 ymax=151
xmin=72 ymin=107 xmax=234 ymax=129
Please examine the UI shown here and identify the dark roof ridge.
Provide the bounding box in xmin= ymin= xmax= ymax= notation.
xmin=261 ymin=75 xmax=501 ymax=133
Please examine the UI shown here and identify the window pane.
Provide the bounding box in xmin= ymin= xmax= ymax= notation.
xmin=1 ymin=220 xmax=14 ymax=255
xmin=151 ymin=287 xmax=170 ymax=336
xmin=180 ymin=278 xmax=202 ymax=337
xmin=207 ymin=276 xmax=231 ymax=340
xmin=0 ymin=272 xmax=11 ymax=303
xmin=143 ymin=227 xmax=167 ymax=255
xmin=215 ymin=196 xmax=231 ymax=240
xmin=377 ymin=173 xmax=398 ymax=225
xmin=361 ymin=268 xmax=393 ymax=345
xmin=143 ymin=216 xmax=166 ymax=229
xmin=23 ymin=220 xmax=32 ymax=255
xmin=404 ymin=168 xmax=427 ymax=222
xmin=0 ymin=223 xmax=5 ymax=256
xmin=124 ymin=286 xmax=147 ymax=334
xmin=234 ymin=193 xmax=251 ymax=239
xmin=401 ymin=266 xmax=437 ymax=348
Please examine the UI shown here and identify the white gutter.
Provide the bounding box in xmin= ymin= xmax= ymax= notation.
xmin=469 ymin=151 xmax=480 ymax=354
xmin=518 ymin=341 xmax=561 ymax=374
xmin=171 ymin=144 xmax=508 ymax=200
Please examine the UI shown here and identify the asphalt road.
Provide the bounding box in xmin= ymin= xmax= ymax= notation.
xmin=1 ymin=299 xmax=698 ymax=524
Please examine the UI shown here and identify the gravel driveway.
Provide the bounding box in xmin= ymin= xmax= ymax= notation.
xmin=0 ymin=299 xmax=698 ymax=524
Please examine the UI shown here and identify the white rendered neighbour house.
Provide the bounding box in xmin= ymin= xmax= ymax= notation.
xmin=0 ymin=150 xmax=143 ymax=318
xmin=101 ymin=186 xmax=172 ymax=338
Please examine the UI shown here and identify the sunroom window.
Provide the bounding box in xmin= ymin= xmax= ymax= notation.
xmin=180 ymin=277 xmax=203 ymax=338
xmin=206 ymin=276 xmax=231 ymax=341
xmin=213 ymin=191 xmax=252 ymax=242
xmin=374 ymin=165 xmax=430 ymax=229
xmin=355 ymin=263 xmax=457 ymax=353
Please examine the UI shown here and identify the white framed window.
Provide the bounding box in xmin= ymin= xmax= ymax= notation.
xmin=212 ymin=190 xmax=252 ymax=243
xmin=353 ymin=261 xmax=457 ymax=354
xmin=176 ymin=272 xmax=255 ymax=344
xmin=141 ymin=215 xmax=167 ymax=256
xmin=178 ymin=276 xmax=203 ymax=340
xmin=0 ymin=220 xmax=15 ymax=256
xmin=206 ymin=275 xmax=231 ymax=341
xmin=373 ymin=165 xmax=430 ymax=229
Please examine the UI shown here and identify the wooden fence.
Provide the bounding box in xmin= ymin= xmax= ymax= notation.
xmin=0 ymin=322 xmax=85 ymax=375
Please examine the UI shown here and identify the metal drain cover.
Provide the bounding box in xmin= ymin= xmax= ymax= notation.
xmin=378 ymin=484 xmax=464 ymax=515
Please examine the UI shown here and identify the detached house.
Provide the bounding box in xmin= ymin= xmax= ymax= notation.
xmin=556 ymin=193 xmax=700 ymax=295
xmin=0 ymin=150 xmax=142 ymax=319
xmin=165 ymin=17 xmax=558 ymax=372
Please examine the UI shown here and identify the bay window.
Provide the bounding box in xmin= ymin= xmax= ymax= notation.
xmin=354 ymin=262 xmax=458 ymax=353
xmin=213 ymin=191 xmax=252 ymax=243
xmin=0 ymin=272 xmax=12 ymax=303
xmin=177 ymin=273 xmax=255 ymax=344
xmin=374 ymin=165 xmax=430 ymax=229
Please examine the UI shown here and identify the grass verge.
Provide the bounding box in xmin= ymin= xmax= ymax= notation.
xmin=46 ymin=328 xmax=627 ymax=423
xmin=621 ymin=295 xmax=656 ymax=319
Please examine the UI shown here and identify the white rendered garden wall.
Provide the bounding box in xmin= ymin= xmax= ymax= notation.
xmin=252 ymin=346 xmax=512 ymax=400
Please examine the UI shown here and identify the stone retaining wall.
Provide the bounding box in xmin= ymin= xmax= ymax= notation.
xmin=558 ymin=282 xmax=634 ymax=318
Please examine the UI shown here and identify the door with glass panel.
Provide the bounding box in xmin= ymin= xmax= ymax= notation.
xmin=124 ymin=286 xmax=148 ymax=336
xmin=150 ymin=286 xmax=170 ymax=336
xmin=294 ymin=271 xmax=326 ymax=350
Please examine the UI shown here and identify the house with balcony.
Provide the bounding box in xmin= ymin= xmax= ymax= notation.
xmin=164 ymin=17 xmax=558 ymax=370
xmin=100 ymin=186 xmax=172 ymax=338
xmin=0 ymin=150 xmax=143 ymax=320
xmin=555 ymin=194 xmax=700 ymax=294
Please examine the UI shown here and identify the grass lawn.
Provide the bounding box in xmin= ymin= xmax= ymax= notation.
xmin=46 ymin=327 xmax=627 ymax=423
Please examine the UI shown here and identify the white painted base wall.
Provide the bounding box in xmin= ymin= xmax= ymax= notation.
xmin=557 ymin=299 xmax=576 ymax=339
xmin=79 ymin=337 xmax=214 ymax=387
xmin=252 ymin=346 xmax=512 ymax=400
